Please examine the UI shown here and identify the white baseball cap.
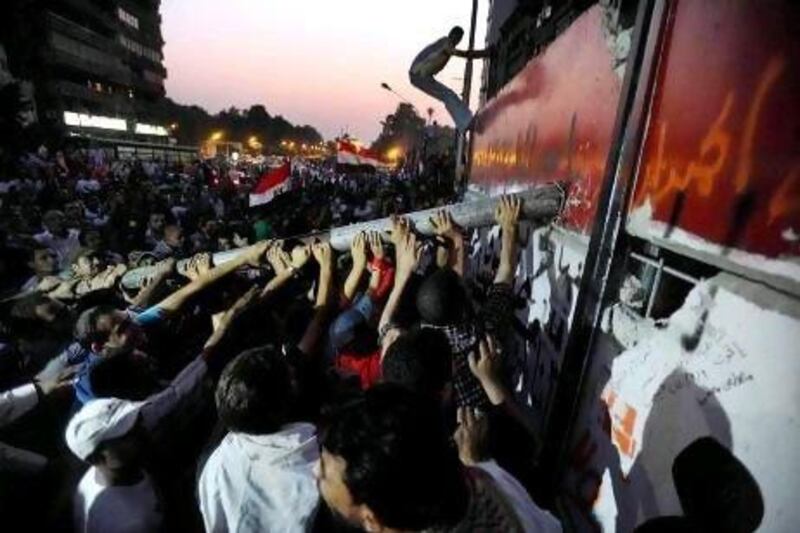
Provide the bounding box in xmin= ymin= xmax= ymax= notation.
xmin=65 ymin=398 xmax=145 ymax=461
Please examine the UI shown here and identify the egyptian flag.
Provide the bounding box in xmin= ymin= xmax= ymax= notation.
xmin=249 ymin=161 xmax=291 ymax=207
xmin=337 ymin=140 xmax=384 ymax=168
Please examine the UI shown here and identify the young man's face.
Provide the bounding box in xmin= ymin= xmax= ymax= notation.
xmin=31 ymin=248 xmax=58 ymax=276
xmin=164 ymin=226 xmax=184 ymax=247
xmin=73 ymin=254 xmax=103 ymax=278
xmin=97 ymin=310 xmax=146 ymax=352
xmin=317 ymin=448 xmax=367 ymax=529
xmin=149 ymin=213 xmax=165 ymax=232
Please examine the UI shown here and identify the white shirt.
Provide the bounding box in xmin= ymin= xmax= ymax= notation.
xmin=410 ymin=36 xmax=454 ymax=77
xmin=0 ymin=383 xmax=38 ymax=427
xmin=473 ymin=461 xmax=562 ymax=533
xmin=198 ymin=423 xmax=320 ymax=533
xmin=74 ymin=467 xmax=163 ymax=533
xmin=0 ymin=383 xmax=48 ymax=474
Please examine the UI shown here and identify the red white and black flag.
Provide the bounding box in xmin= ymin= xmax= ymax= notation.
xmin=337 ymin=140 xmax=385 ymax=168
xmin=249 ymin=161 xmax=292 ymax=207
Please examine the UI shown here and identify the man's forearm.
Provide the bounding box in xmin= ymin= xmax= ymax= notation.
xmin=450 ymin=237 xmax=466 ymax=277
xmin=494 ymin=226 xmax=518 ymax=284
xmin=379 ymin=270 xmax=411 ymax=331
xmin=343 ymin=262 xmax=366 ymax=302
xmin=298 ymin=268 xmax=335 ymax=355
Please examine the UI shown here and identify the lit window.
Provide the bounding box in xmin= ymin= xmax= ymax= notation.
xmin=117 ymin=7 xmax=139 ymax=30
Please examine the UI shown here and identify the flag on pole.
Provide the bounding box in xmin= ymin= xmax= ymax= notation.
xmin=337 ymin=140 xmax=385 ymax=168
xmin=249 ymin=161 xmax=292 ymax=207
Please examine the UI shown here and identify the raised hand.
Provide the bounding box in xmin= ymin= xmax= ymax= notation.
xmin=179 ymin=253 xmax=212 ymax=281
xmin=467 ymin=336 xmax=508 ymax=406
xmin=351 ymin=232 xmax=368 ymax=268
xmin=37 ymin=364 xmax=80 ymax=396
xmin=389 ymin=215 xmax=412 ymax=246
xmin=242 ymin=240 xmax=271 ymax=267
xmin=266 ymin=242 xmax=292 ymax=275
xmin=312 ymin=241 xmax=333 ymax=270
xmin=395 ymin=231 xmax=422 ymax=278
xmin=430 ymin=209 xmax=461 ymax=240
xmin=290 ymin=244 xmax=312 ymax=270
xmin=453 ymin=406 xmax=490 ymax=466
xmin=367 ymin=231 xmax=385 ymax=260
xmin=494 ymin=195 xmax=522 ymax=229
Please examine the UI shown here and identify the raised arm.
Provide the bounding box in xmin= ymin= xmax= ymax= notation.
xmin=379 ymin=220 xmax=422 ymax=354
xmin=297 ymin=242 xmax=336 ymax=355
xmin=343 ymin=232 xmax=368 ymax=303
xmin=468 ymin=336 xmax=541 ymax=454
xmin=156 ymin=241 xmax=270 ymax=314
xmin=452 ymin=46 xmax=494 ymax=60
xmin=130 ymin=258 xmax=176 ymax=309
xmin=260 ymin=243 xmax=309 ymax=300
xmin=431 ymin=209 xmax=466 ymax=277
xmin=494 ymin=195 xmax=522 ymax=285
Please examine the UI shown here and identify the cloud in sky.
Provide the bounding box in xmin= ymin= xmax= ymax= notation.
xmin=161 ymin=0 xmax=487 ymax=142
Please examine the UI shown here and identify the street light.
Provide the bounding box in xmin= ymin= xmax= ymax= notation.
xmin=380 ymin=82 xmax=419 ymax=113
xmin=210 ymin=131 xmax=223 ymax=141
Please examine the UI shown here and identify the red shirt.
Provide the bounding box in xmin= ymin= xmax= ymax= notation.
xmin=335 ymin=350 xmax=382 ymax=390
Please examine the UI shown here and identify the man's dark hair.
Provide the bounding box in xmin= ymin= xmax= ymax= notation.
xmin=215 ymin=345 xmax=299 ymax=435
xmin=320 ymin=384 xmax=467 ymax=530
xmin=416 ymin=268 xmax=468 ymax=326
xmin=74 ymin=305 xmax=117 ymax=348
xmin=89 ymin=348 xmax=158 ymax=401
xmin=382 ymin=327 xmax=452 ymax=396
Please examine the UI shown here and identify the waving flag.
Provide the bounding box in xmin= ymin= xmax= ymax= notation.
xmin=337 ymin=140 xmax=385 ymax=168
xmin=249 ymin=161 xmax=291 ymax=207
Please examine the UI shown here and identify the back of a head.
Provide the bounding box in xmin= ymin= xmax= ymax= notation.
xmin=215 ymin=346 xmax=295 ymax=435
xmin=448 ymin=26 xmax=465 ymax=43
xmin=382 ymin=327 xmax=452 ymax=397
xmin=416 ymin=268 xmax=467 ymax=326
xmin=321 ymin=384 xmax=466 ymax=530
xmin=89 ymin=349 xmax=158 ymax=401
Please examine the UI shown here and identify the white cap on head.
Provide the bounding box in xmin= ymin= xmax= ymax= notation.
xmin=65 ymin=398 xmax=145 ymax=461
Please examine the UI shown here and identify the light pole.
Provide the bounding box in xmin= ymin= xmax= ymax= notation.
xmin=455 ymin=0 xmax=480 ymax=194
xmin=380 ymin=82 xmax=419 ymax=113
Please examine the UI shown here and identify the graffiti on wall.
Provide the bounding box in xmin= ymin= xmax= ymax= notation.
xmin=470 ymin=5 xmax=622 ymax=234
xmin=628 ymin=1 xmax=800 ymax=281
xmin=467 ymin=223 xmax=585 ymax=429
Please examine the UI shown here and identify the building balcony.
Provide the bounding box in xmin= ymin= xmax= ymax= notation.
xmin=44 ymin=10 xmax=113 ymax=52
xmin=49 ymin=80 xmax=137 ymax=115
xmin=49 ymin=0 xmax=118 ymax=34
xmin=45 ymin=45 xmax=132 ymax=87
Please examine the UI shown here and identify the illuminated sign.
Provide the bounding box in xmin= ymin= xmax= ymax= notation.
xmin=134 ymin=123 xmax=169 ymax=136
xmin=64 ymin=111 xmax=128 ymax=131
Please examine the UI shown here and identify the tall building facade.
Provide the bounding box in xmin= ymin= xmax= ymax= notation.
xmin=2 ymin=0 xmax=171 ymax=142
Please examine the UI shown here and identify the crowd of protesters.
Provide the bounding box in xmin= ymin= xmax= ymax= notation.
xmin=0 ymin=143 xmax=562 ymax=532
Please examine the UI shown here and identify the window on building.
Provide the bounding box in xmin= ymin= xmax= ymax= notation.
xmin=118 ymin=35 xmax=162 ymax=63
xmin=117 ymin=7 xmax=140 ymax=30
xmin=620 ymin=239 xmax=719 ymax=320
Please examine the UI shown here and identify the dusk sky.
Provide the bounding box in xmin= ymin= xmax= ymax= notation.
xmin=161 ymin=0 xmax=488 ymax=143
